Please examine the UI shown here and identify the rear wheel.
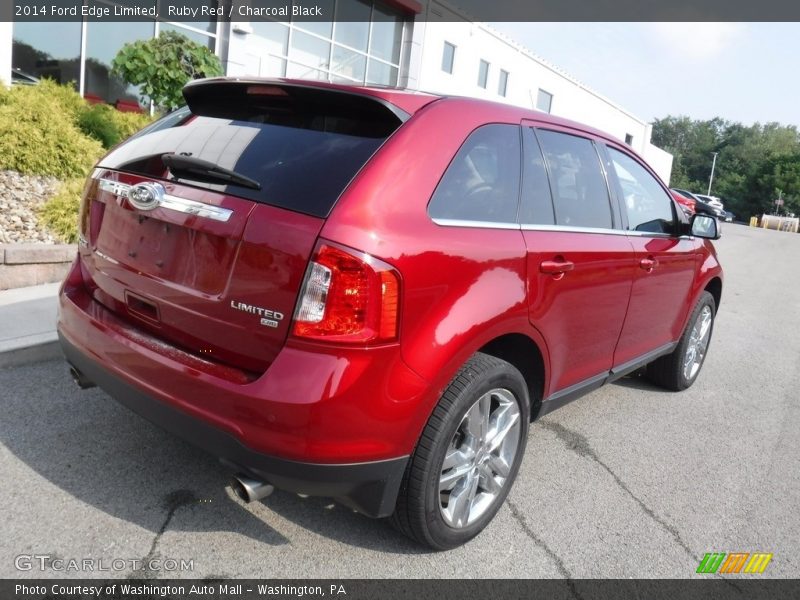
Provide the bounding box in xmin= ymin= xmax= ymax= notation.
xmin=390 ymin=353 xmax=530 ymax=549
xmin=647 ymin=291 xmax=716 ymax=391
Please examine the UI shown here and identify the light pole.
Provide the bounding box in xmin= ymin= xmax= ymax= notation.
xmin=707 ymin=152 xmax=718 ymax=196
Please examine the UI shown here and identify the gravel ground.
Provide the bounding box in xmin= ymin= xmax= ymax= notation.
xmin=0 ymin=170 xmax=60 ymax=244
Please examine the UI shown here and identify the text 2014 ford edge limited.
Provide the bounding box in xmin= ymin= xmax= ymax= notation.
xmin=58 ymin=78 xmax=722 ymax=549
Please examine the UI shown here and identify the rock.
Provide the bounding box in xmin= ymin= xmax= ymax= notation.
xmin=0 ymin=170 xmax=62 ymax=244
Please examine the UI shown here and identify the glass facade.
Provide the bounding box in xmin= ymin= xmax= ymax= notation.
xmin=12 ymin=22 xmax=81 ymax=88
xmin=11 ymin=0 xmax=219 ymax=110
xmin=248 ymin=0 xmax=406 ymax=86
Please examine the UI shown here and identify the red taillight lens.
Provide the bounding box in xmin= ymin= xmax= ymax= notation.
xmin=292 ymin=243 xmax=400 ymax=344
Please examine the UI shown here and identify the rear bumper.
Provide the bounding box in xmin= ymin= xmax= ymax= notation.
xmin=56 ymin=256 xmax=429 ymax=517
xmin=60 ymin=331 xmax=408 ymax=518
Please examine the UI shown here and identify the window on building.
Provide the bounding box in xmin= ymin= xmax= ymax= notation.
xmin=520 ymin=128 xmax=555 ymax=225
xmin=85 ymin=17 xmax=156 ymax=109
xmin=625 ymin=133 xmax=634 ymax=146
xmin=478 ymin=59 xmax=490 ymax=89
xmin=428 ymin=125 xmax=521 ymax=224
xmin=536 ymin=129 xmax=613 ymax=229
xmin=498 ymin=69 xmax=509 ymax=97
xmin=607 ymin=147 xmax=675 ymax=234
xmin=11 ymin=21 xmax=81 ymax=87
xmin=442 ymin=42 xmax=456 ymax=74
xmin=536 ymin=89 xmax=553 ymax=113
xmin=251 ymin=0 xmax=405 ymax=86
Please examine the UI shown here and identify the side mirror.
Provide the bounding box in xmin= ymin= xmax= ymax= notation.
xmin=691 ymin=214 xmax=720 ymax=239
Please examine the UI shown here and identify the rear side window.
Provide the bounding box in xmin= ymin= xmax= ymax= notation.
xmin=428 ymin=124 xmax=521 ymax=224
xmin=536 ymin=129 xmax=613 ymax=229
xmin=607 ymin=147 xmax=675 ymax=234
xmin=98 ymin=83 xmax=403 ymax=218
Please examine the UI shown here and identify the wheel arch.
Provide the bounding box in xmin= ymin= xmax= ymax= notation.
xmin=705 ymin=276 xmax=722 ymax=311
xmin=478 ymin=332 xmax=546 ymax=419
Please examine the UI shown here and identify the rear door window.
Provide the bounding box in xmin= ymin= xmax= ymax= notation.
xmin=536 ymin=129 xmax=614 ymax=229
xmin=428 ymin=124 xmax=521 ymax=224
xmin=520 ymin=128 xmax=555 ymax=225
xmin=98 ymin=83 xmax=403 ymax=218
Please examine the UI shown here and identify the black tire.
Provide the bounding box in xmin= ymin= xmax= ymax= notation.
xmin=647 ymin=291 xmax=716 ymax=391
xmin=390 ymin=352 xmax=530 ymax=550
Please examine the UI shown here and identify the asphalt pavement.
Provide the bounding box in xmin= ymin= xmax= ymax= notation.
xmin=0 ymin=224 xmax=798 ymax=579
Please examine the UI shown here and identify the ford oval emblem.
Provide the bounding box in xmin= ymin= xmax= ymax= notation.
xmin=128 ymin=182 xmax=165 ymax=211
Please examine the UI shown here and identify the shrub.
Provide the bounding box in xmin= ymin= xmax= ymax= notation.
xmin=38 ymin=178 xmax=86 ymax=243
xmin=0 ymin=82 xmax=104 ymax=179
xmin=78 ymin=103 xmax=152 ymax=149
xmin=112 ymin=30 xmax=223 ymax=110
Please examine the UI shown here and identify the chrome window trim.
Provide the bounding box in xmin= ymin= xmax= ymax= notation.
xmin=97 ymin=179 xmax=233 ymax=222
xmin=520 ymin=223 xmax=628 ymax=236
xmin=431 ymin=218 xmax=520 ymax=230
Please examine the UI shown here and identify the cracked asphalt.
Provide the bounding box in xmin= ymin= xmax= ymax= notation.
xmin=0 ymin=224 xmax=798 ymax=579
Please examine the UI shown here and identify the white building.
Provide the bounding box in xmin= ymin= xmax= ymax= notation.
xmin=1 ymin=0 xmax=672 ymax=181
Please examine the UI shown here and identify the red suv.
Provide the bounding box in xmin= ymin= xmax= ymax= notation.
xmin=58 ymin=78 xmax=723 ymax=549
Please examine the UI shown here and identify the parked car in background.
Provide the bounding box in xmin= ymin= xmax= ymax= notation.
xmin=11 ymin=68 xmax=40 ymax=86
xmin=672 ymin=189 xmax=723 ymax=218
xmin=671 ymin=190 xmax=695 ymax=217
xmin=696 ymin=194 xmax=725 ymax=212
xmin=721 ymin=210 xmax=735 ymax=223
xmin=58 ymin=78 xmax=724 ymax=549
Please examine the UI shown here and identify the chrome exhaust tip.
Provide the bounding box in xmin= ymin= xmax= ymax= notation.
xmin=231 ymin=474 xmax=274 ymax=503
xmin=69 ymin=366 xmax=96 ymax=389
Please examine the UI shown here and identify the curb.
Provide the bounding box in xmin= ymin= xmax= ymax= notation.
xmin=0 ymin=281 xmax=62 ymax=369
xmin=0 ymin=334 xmax=63 ymax=369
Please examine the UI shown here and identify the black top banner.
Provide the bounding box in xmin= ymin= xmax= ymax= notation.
xmin=5 ymin=0 xmax=800 ymax=22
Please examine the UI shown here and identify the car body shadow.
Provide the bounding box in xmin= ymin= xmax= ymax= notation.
xmin=0 ymin=360 xmax=425 ymax=555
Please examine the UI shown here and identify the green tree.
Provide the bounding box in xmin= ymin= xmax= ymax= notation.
xmin=652 ymin=116 xmax=800 ymax=218
xmin=111 ymin=31 xmax=223 ymax=111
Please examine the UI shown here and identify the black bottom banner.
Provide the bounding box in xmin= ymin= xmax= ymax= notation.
xmin=3 ymin=579 xmax=800 ymax=600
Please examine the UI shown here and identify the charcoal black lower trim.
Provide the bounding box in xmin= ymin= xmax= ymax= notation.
xmin=59 ymin=331 xmax=408 ymax=518
xmin=535 ymin=341 xmax=679 ymax=418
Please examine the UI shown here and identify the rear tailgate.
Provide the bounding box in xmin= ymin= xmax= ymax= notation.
xmin=77 ymin=80 xmax=407 ymax=373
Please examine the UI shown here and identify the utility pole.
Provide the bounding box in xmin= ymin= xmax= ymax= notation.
xmin=707 ymin=152 xmax=718 ymax=196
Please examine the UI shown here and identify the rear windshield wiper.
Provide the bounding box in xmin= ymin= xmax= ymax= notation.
xmin=162 ymin=153 xmax=261 ymax=191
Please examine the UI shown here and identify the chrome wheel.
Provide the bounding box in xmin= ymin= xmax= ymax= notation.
xmin=438 ymin=388 xmax=521 ymax=528
xmin=683 ymin=305 xmax=713 ymax=381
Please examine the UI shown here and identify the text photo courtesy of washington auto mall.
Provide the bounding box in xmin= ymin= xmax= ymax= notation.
xmin=0 ymin=0 xmax=799 ymax=599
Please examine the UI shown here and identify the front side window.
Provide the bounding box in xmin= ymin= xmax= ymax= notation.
xmin=478 ymin=60 xmax=490 ymax=89
xmin=536 ymin=130 xmax=613 ymax=229
xmin=607 ymin=147 xmax=675 ymax=234
xmin=429 ymin=125 xmax=521 ymax=224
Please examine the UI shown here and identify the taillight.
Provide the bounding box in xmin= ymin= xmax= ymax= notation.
xmin=292 ymin=242 xmax=400 ymax=344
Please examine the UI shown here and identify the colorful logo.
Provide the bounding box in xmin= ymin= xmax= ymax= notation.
xmin=696 ymin=552 xmax=773 ymax=574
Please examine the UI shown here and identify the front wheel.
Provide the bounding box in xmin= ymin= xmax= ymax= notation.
xmin=647 ymin=291 xmax=716 ymax=391
xmin=390 ymin=353 xmax=530 ymax=550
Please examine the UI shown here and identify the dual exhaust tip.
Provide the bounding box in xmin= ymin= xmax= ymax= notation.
xmin=231 ymin=474 xmax=274 ymax=503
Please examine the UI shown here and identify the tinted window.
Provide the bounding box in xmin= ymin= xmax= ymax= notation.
xmin=520 ymin=129 xmax=555 ymax=225
xmin=429 ymin=125 xmax=521 ymax=224
xmin=608 ymin=147 xmax=675 ymax=234
xmin=98 ymin=83 xmax=401 ymax=218
xmin=537 ymin=130 xmax=613 ymax=229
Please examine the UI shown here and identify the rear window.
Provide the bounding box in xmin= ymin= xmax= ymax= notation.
xmin=98 ymin=82 xmax=404 ymax=218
